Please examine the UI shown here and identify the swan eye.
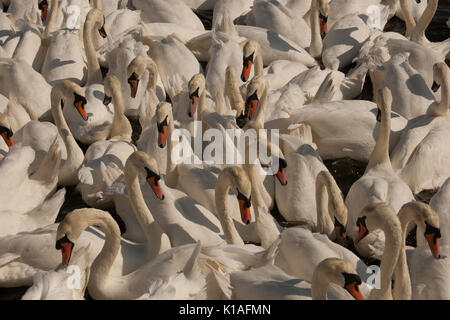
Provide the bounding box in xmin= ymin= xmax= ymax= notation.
xmin=243 ymin=52 xmax=254 ymax=66
xmin=0 ymin=125 xmax=13 ymax=138
xmin=73 ymin=92 xmax=87 ymax=108
xmin=424 ymin=221 xmax=441 ymax=240
xmin=237 ymin=189 xmax=251 ymax=208
xmin=145 ymin=167 xmax=161 ymax=181
xmin=157 ymin=116 xmax=168 ymax=133
xmin=356 ymin=216 xmax=367 ymax=228
xmin=342 ymin=272 xmax=362 ymax=286
xmin=416 ymin=0 xmax=421 ymax=3
xmin=319 ymin=12 xmax=328 ymax=23
xmin=189 ymin=87 xmax=199 ymax=100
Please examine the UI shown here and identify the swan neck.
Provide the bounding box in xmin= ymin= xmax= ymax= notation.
xmin=429 ymin=71 xmax=450 ymax=117
xmin=215 ymin=173 xmax=244 ymax=245
xmin=411 ymin=0 xmax=438 ymax=43
xmin=88 ymin=212 xmax=122 ymax=288
xmin=124 ymin=162 xmax=170 ymax=258
xmin=109 ymin=82 xmax=132 ymax=141
xmin=367 ymin=103 xmax=391 ymax=171
xmin=84 ymin=15 xmax=103 ymax=85
xmin=309 ymin=0 xmax=323 ymax=59
xmin=254 ymin=47 xmax=264 ymax=77
xmin=253 ymin=82 xmax=268 ymax=128
xmin=44 ymin=0 xmax=59 ymax=38
xmin=315 ymin=173 xmax=339 ymax=236
xmin=369 ymin=214 xmax=402 ymax=299
xmin=225 ymin=68 xmax=245 ymax=116
xmin=399 ymin=0 xmax=417 ymax=37
xmin=165 ymin=113 xmax=178 ymax=187
xmin=311 ymin=271 xmax=329 ymax=300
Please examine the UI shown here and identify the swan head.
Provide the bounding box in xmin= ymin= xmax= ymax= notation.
xmin=245 ymin=75 xmax=267 ymax=121
xmin=38 ymin=0 xmax=48 ymax=23
xmin=313 ymin=258 xmax=364 ymax=300
xmin=241 ymin=40 xmax=260 ymax=82
xmin=86 ymin=9 xmax=107 ymax=39
xmin=222 ymin=167 xmax=252 ymax=224
xmin=375 ymin=86 xmax=392 ymax=122
xmin=354 ymin=202 xmax=401 ymax=245
xmin=56 ymin=210 xmax=87 ymax=267
xmin=188 ymin=73 xmax=206 ymax=117
xmin=431 ymin=62 xmax=449 ymax=93
xmin=52 ymin=81 xmax=88 ymax=121
xmin=316 ymin=0 xmax=329 ymax=37
xmin=102 ymin=75 xmax=120 ymax=106
xmin=0 ymin=112 xmax=14 ymax=147
xmin=399 ymin=201 xmax=442 ymax=259
xmin=126 ymin=151 xmax=165 ymax=200
xmin=155 ymin=102 xmax=173 ymax=148
xmin=127 ymin=56 xmax=158 ymax=98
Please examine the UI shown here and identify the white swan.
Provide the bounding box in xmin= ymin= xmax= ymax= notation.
xmin=13 ymin=81 xmax=86 ymax=186
xmin=231 ymin=257 xmax=364 ymax=300
xmin=40 ymin=0 xmax=87 ymax=86
xmin=390 ymin=63 xmax=450 ymax=194
xmin=77 ymin=74 xmax=135 ymax=207
xmin=131 ymin=0 xmax=204 ymax=31
xmin=354 ymin=202 xmax=410 ymax=299
xmin=21 ymin=244 xmax=91 ymax=300
xmin=368 ymin=52 xmax=438 ymax=120
xmin=265 ymin=98 xmax=407 ymax=162
xmin=0 ymin=139 xmax=61 ymax=214
xmin=62 ymin=8 xmax=114 ymax=145
xmin=0 ymin=152 xmax=172 ymax=286
xmin=0 ymin=57 xmax=52 ymax=119
xmin=396 ymin=201 xmax=446 ymax=300
xmin=346 ymin=87 xmax=415 ymax=259
xmin=0 ymin=187 xmax=65 ymax=237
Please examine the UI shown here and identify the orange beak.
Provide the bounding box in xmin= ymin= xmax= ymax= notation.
xmin=40 ymin=3 xmax=48 ymax=22
xmin=241 ymin=60 xmax=253 ymax=82
xmin=246 ymin=98 xmax=258 ymax=120
xmin=158 ymin=125 xmax=168 ymax=148
xmin=238 ymin=199 xmax=252 ymax=225
xmin=319 ymin=14 xmax=328 ymax=38
xmin=335 ymin=226 xmax=347 ymax=247
xmin=276 ymin=168 xmax=287 ymax=185
xmin=354 ymin=224 xmax=368 ymax=245
xmin=345 ymin=282 xmax=364 ymax=300
xmin=75 ymin=100 xmax=88 ymax=121
xmin=147 ymin=176 xmax=164 ymax=200
xmin=60 ymin=242 xmax=73 ymax=267
xmin=1 ymin=132 xmax=14 ymax=147
xmin=425 ymin=232 xmax=441 ymax=259
xmin=188 ymin=96 xmax=198 ymax=117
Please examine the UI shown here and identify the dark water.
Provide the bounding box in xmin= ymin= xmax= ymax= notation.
xmin=1 ymin=2 xmax=449 ymax=300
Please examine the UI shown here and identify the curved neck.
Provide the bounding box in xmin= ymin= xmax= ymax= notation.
xmin=51 ymin=87 xmax=80 ymax=163
xmin=311 ymin=270 xmax=331 ymax=300
xmin=399 ymin=0 xmax=417 ymax=38
xmin=411 ymin=0 xmax=438 ymax=44
xmin=243 ymin=163 xmax=271 ymax=213
xmin=428 ymin=71 xmax=449 ymax=117
xmin=253 ymin=83 xmax=268 ymax=129
xmin=369 ymin=214 xmax=402 ymax=300
xmin=165 ymin=113 xmax=178 ymax=188
xmin=44 ymin=0 xmax=59 ymax=38
xmin=144 ymin=60 xmax=158 ymax=92
xmin=315 ymin=172 xmax=345 ymax=236
xmin=87 ymin=211 xmax=122 ymax=289
xmin=124 ymin=163 xmax=171 ymax=258
xmin=309 ymin=0 xmax=323 ymax=59
xmin=254 ymin=48 xmax=264 ymax=78
xmin=197 ymin=87 xmax=208 ymax=119
xmin=109 ymin=82 xmax=132 ymax=141
xmin=367 ymin=104 xmax=392 ymax=171
xmin=225 ymin=67 xmax=245 ymax=116
xmin=84 ymin=15 xmax=103 ymax=85
xmin=215 ymin=173 xmax=244 ymax=245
